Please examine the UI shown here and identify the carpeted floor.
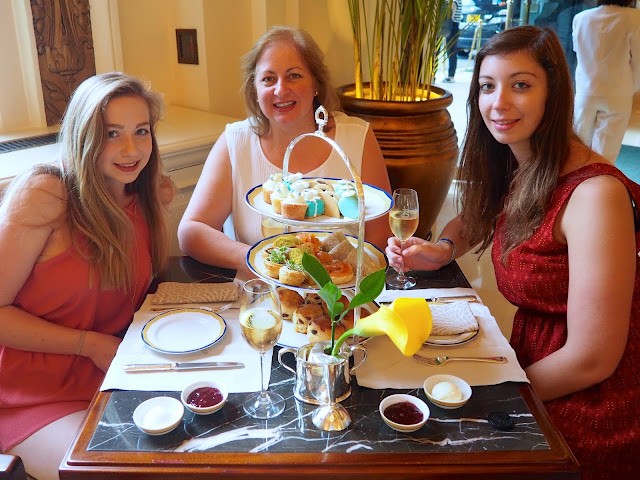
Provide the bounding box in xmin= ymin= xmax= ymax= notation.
xmin=617 ymin=144 xmax=640 ymax=184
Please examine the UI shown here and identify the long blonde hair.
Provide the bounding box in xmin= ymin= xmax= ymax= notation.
xmin=57 ymin=72 xmax=170 ymax=290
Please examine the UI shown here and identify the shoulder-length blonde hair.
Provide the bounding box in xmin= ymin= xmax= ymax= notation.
xmin=241 ymin=25 xmax=341 ymax=136
xmin=457 ymin=26 xmax=579 ymax=262
xmin=58 ymin=72 xmax=170 ymax=290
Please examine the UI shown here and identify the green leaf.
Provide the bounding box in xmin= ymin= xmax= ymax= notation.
xmin=319 ymin=282 xmax=343 ymax=320
xmin=349 ymin=268 xmax=386 ymax=309
xmin=301 ymin=252 xmax=331 ymax=288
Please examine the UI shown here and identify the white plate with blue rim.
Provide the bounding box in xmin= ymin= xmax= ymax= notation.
xmin=425 ymin=330 xmax=479 ymax=346
xmin=246 ymin=231 xmax=388 ymax=291
xmin=141 ymin=308 xmax=227 ymax=354
xmin=245 ymin=177 xmax=393 ymax=227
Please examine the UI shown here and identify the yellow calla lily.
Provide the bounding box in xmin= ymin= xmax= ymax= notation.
xmin=352 ymin=298 xmax=432 ymax=356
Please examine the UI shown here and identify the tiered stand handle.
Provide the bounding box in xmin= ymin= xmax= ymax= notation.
xmin=281 ymin=106 xmax=366 ymax=303
xmin=282 ymin=105 xmax=366 ymax=431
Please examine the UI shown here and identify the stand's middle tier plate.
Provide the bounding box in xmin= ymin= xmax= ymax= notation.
xmin=246 ymin=231 xmax=388 ymax=291
xmin=245 ymin=177 xmax=392 ymax=227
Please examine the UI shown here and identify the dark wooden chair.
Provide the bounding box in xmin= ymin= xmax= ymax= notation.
xmin=0 ymin=454 xmax=26 ymax=480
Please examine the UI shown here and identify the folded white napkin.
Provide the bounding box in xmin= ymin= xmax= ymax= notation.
xmin=429 ymin=302 xmax=479 ymax=335
xmin=151 ymin=282 xmax=239 ymax=305
xmin=355 ymin=302 xmax=529 ymax=388
xmin=101 ymin=295 xmax=265 ymax=393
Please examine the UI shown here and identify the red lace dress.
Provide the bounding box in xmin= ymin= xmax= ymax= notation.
xmin=492 ymin=163 xmax=640 ymax=480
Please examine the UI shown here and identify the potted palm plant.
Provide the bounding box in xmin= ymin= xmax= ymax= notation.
xmin=338 ymin=0 xmax=459 ymax=238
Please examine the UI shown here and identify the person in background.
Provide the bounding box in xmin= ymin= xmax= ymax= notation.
xmin=0 ymin=72 xmax=174 ymax=480
xmin=442 ymin=0 xmax=463 ymax=83
xmin=387 ymin=26 xmax=639 ymax=479
xmin=178 ymin=26 xmax=391 ymax=276
xmin=573 ymin=0 xmax=640 ymax=163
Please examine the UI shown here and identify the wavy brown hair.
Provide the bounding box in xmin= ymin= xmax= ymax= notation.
xmin=57 ymin=72 xmax=170 ymax=290
xmin=240 ymin=25 xmax=341 ymax=136
xmin=457 ymin=26 xmax=578 ymax=262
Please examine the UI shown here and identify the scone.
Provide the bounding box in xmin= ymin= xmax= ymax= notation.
xmin=307 ymin=315 xmax=346 ymax=343
xmin=293 ymin=304 xmax=323 ymax=334
xmin=277 ymin=287 xmax=304 ymax=321
xmin=304 ymin=292 xmax=323 ymax=306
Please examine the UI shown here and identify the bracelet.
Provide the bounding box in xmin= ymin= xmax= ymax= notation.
xmin=76 ymin=330 xmax=87 ymax=356
xmin=437 ymin=238 xmax=456 ymax=265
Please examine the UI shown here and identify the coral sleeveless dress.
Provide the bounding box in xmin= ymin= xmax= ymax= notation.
xmin=0 ymin=199 xmax=151 ymax=452
xmin=493 ymin=163 xmax=640 ymax=480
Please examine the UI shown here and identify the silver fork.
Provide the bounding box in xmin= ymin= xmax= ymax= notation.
xmin=149 ymin=303 xmax=233 ymax=313
xmin=413 ymin=354 xmax=507 ymax=366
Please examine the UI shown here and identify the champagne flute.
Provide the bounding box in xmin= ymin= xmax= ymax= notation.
xmin=388 ymin=188 xmax=419 ymax=289
xmin=239 ymin=279 xmax=285 ymax=419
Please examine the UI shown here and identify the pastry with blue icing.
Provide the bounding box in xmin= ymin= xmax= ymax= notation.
xmin=302 ymin=190 xmax=325 ymax=218
xmin=338 ymin=186 xmax=359 ymax=218
xmin=283 ymin=172 xmax=304 ymax=190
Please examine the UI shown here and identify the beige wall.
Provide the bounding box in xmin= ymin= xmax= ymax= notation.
xmin=0 ymin=0 xmax=356 ymax=133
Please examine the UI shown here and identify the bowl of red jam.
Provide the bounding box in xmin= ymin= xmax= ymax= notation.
xmin=181 ymin=380 xmax=228 ymax=415
xmin=379 ymin=394 xmax=430 ymax=432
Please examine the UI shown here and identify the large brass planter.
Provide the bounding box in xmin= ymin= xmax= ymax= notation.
xmin=337 ymin=84 xmax=458 ymax=239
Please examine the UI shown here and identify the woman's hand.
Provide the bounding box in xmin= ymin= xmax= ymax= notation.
xmin=82 ymin=331 xmax=122 ymax=373
xmin=386 ymin=237 xmax=452 ymax=272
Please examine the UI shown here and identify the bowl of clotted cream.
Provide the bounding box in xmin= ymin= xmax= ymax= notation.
xmin=423 ymin=374 xmax=472 ymax=409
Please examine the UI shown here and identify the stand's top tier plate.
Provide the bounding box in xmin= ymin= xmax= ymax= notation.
xmin=245 ymin=177 xmax=392 ymax=228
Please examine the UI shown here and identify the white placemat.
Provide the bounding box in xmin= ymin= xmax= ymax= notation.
xmin=356 ymin=300 xmax=529 ymax=388
xmin=101 ymin=295 xmax=266 ymax=393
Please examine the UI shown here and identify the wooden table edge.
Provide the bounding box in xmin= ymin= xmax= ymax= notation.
xmin=60 ymin=385 xmax=580 ymax=479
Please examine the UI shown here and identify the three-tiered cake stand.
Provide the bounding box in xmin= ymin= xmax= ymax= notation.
xmin=244 ymin=106 xmax=392 ymax=431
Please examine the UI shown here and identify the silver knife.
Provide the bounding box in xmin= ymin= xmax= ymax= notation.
xmin=425 ymin=295 xmax=478 ymax=303
xmin=124 ymin=361 xmax=244 ymax=372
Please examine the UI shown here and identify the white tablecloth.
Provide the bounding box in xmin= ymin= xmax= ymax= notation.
xmin=355 ymin=288 xmax=530 ymax=388
xmin=101 ymin=295 xmax=266 ymax=393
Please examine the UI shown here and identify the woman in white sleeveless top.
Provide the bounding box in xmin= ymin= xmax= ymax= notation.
xmin=178 ymin=26 xmax=391 ymax=276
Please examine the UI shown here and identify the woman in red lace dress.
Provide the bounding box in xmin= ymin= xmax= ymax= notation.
xmin=386 ymin=26 xmax=639 ymax=479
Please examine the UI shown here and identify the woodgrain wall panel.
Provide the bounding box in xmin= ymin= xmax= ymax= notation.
xmin=30 ymin=0 xmax=96 ymax=126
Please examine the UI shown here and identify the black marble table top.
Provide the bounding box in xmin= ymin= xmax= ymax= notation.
xmin=91 ymin=348 xmax=543 ymax=454
xmin=88 ymin=257 xmax=547 ymax=455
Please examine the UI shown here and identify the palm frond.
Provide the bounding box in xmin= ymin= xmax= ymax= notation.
xmin=347 ymin=0 xmax=451 ymax=101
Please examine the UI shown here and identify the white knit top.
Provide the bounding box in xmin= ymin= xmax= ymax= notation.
xmin=227 ymin=111 xmax=369 ymax=246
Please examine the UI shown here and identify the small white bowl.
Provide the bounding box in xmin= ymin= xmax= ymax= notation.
xmin=181 ymin=380 xmax=228 ymax=415
xmin=133 ymin=396 xmax=184 ymax=435
xmin=379 ymin=394 xmax=430 ymax=432
xmin=423 ymin=374 xmax=472 ymax=409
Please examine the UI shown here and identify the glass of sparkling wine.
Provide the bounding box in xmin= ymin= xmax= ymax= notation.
xmin=388 ymin=188 xmax=419 ymax=289
xmin=239 ymin=279 xmax=285 ymax=419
